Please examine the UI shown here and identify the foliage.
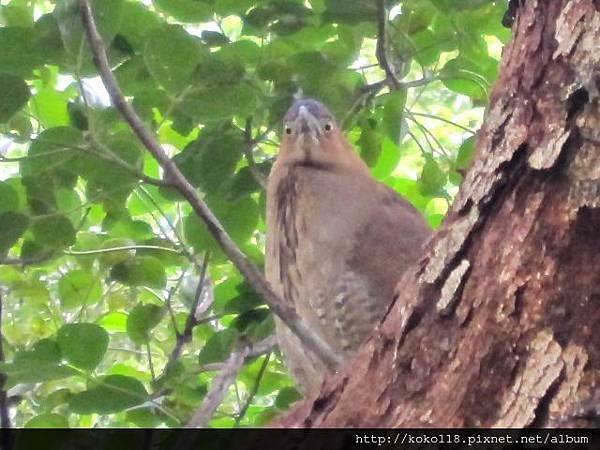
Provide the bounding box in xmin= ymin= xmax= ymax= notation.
xmin=0 ymin=0 xmax=508 ymax=427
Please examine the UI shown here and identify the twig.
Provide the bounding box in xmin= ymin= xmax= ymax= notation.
xmin=185 ymin=343 xmax=248 ymax=428
xmin=234 ymin=352 xmax=270 ymax=427
xmin=375 ymin=0 xmax=399 ymax=88
xmin=406 ymin=129 xmax=428 ymax=156
xmin=146 ymin=342 xmax=156 ymax=382
xmin=165 ymin=269 xmax=189 ymax=336
xmin=78 ymin=0 xmax=340 ymax=370
xmin=0 ymin=253 xmax=54 ymax=266
xmin=64 ymin=245 xmax=182 ymax=256
xmin=161 ymin=253 xmax=211 ymax=379
xmin=0 ymin=290 xmax=12 ymax=431
xmin=184 ymin=336 xmax=275 ymax=428
xmin=410 ymin=111 xmax=476 ymax=135
xmin=405 ymin=111 xmax=451 ymax=159
xmin=85 ymin=137 xmax=171 ymax=187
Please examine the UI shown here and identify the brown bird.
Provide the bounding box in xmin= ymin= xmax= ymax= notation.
xmin=266 ymin=99 xmax=431 ymax=392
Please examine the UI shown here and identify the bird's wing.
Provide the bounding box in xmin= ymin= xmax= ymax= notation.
xmin=347 ymin=183 xmax=431 ymax=303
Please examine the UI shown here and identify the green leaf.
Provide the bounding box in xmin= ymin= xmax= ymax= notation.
xmin=58 ymin=270 xmax=103 ymax=310
xmin=178 ymin=83 xmax=258 ymax=122
xmin=371 ymin=139 xmax=401 ymax=180
xmin=0 ymin=211 xmax=28 ymax=254
xmin=144 ymin=24 xmax=206 ymax=93
xmin=97 ymin=312 xmax=128 ymax=333
xmin=110 ymin=256 xmax=167 ymax=288
xmin=198 ymin=328 xmax=238 ymax=365
xmin=68 ymin=375 xmax=148 ymax=414
xmin=1 ymin=3 xmax=33 ymax=28
xmin=220 ymin=287 xmax=263 ymax=315
xmin=32 ymin=215 xmax=76 ymax=249
xmin=21 ymin=127 xmax=83 ymax=178
xmin=15 ymin=338 xmax=62 ymax=364
xmin=54 ymin=0 xmax=124 ymax=75
xmin=275 ymin=386 xmax=302 ymax=409
xmin=24 ymin=414 xmax=69 ymax=428
xmin=96 ymin=237 xmax=135 ymax=267
xmin=117 ymin=1 xmax=162 ymax=50
xmin=0 ymin=181 xmax=20 ymax=214
xmin=154 ymin=0 xmax=212 ymax=22
xmin=0 ymin=27 xmax=42 ymax=76
xmin=56 ymin=323 xmax=109 ymax=371
xmin=419 ymin=156 xmax=448 ymax=196
xmin=322 ymin=0 xmax=377 ymax=24
xmin=0 ymin=73 xmax=30 ymax=123
xmin=455 ymin=135 xmax=476 ymax=170
xmin=0 ymin=361 xmax=77 ymax=388
xmin=1 ymin=339 xmax=76 ymax=387
xmin=126 ymin=408 xmax=163 ymax=428
xmin=34 ymin=14 xmax=66 ymax=67
xmin=184 ymin=196 xmax=259 ymax=253
xmin=233 ymin=308 xmax=273 ymax=341
xmin=357 ymin=116 xmax=382 ymax=167
xmin=201 ymin=30 xmax=230 ymax=46
xmin=440 ymin=56 xmax=496 ymax=101
xmin=126 ymin=303 xmax=165 ymax=345
xmin=31 ymin=87 xmax=71 ymax=128
xmin=381 ymin=89 xmax=407 ymax=144
xmin=173 ymin=124 xmax=243 ymax=193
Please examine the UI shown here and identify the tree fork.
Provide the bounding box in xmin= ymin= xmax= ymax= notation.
xmin=279 ymin=0 xmax=600 ymax=428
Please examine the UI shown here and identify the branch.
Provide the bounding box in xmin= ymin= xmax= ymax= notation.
xmin=410 ymin=111 xmax=477 ymax=135
xmin=78 ymin=0 xmax=340 ymax=370
xmin=0 ymin=252 xmax=54 ymax=266
xmin=186 ymin=348 xmax=246 ymax=428
xmin=63 ymin=245 xmax=182 ymax=256
xmin=352 ymin=0 xmax=435 ymax=102
xmin=161 ymin=253 xmax=211 ymax=379
xmin=375 ymin=0 xmax=400 ymax=88
xmin=183 ymin=336 xmax=276 ymax=428
xmin=234 ymin=352 xmax=270 ymax=427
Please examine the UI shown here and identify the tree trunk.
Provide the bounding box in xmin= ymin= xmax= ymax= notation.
xmin=278 ymin=0 xmax=600 ymax=428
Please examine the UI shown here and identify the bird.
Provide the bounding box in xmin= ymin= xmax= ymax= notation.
xmin=265 ymin=98 xmax=431 ymax=393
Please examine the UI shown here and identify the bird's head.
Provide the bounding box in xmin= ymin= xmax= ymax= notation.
xmin=277 ymin=98 xmax=368 ymax=173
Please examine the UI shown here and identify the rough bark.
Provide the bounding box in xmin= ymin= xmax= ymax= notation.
xmin=278 ymin=0 xmax=600 ymax=428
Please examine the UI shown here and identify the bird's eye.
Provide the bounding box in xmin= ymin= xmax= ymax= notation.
xmin=285 ymin=127 xmax=292 ymax=135
xmin=324 ymin=123 xmax=332 ymax=132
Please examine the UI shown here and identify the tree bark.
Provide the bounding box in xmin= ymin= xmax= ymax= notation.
xmin=278 ymin=0 xmax=600 ymax=428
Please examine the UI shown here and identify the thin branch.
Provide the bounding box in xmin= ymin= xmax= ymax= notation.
xmin=86 ymin=137 xmax=172 ymax=187
xmin=234 ymin=352 xmax=270 ymax=427
xmin=78 ymin=0 xmax=340 ymax=370
xmin=134 ymin=185 xmax=199 ymax=267
xmin=410 ymin=111 xmax=477 ymax=135
xmin=0 ymin=290 xmax=12 ymax=431
xmin=63 ymin=245 xmax=182 ymax=256
xmin=165 ymin=268 xmax=188 ymax=336
xmin=185 ymin=344 xmax=248 ymax=428
xmin=405 ymin=111 xmax=451 ymax=159
xmin=194 ymin=336 xmax=277 ymax=373
xmin=160 ymin=253 xmax=211 ymax=379
xmin=146 ymin=342 xmax=156 ymax=382
xmin=406 ymin=129 xmax=428 ymax=157
xmin=184 ymin=336 xmax=276 ymax=428
xmin=375 ymin=0 xmax=400 ymax=88
xmin=0 ymin=252 xmax=54 ymax=266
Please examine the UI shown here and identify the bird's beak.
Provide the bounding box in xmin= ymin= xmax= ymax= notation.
xmin=294 ymin=105 xmax=322 ymax=142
